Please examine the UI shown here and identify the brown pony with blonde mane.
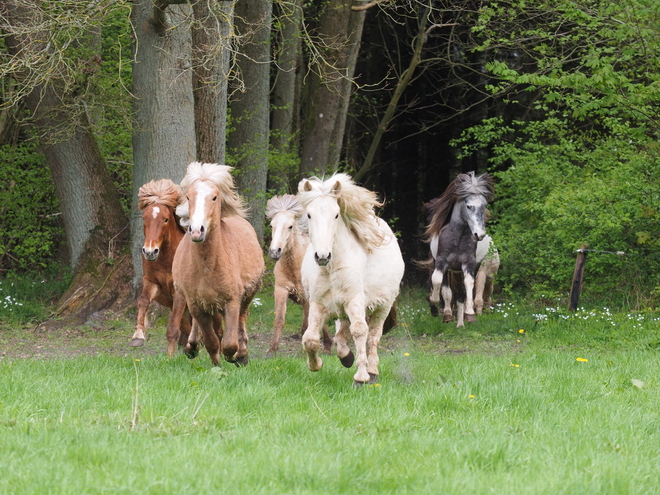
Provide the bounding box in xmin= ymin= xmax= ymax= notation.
xmin=265 ymin=194 xmax=332 ymax=356
xmin=130 ymin=179 xmax=192 ymax=347
xmin=168 ymin=162 xmax=264 ymax=366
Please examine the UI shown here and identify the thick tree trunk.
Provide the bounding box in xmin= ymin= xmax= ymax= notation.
xmin=130 ymin=0 xmax=196 ymax=289
xmin=299 ymin=0 xmax=366 ymax=176
xmin=0 ymin=0 xmax=133 ymax=325
xmin=191 ymin=0 xmax=235 ymax=163
xmin=228 ymin=0 xmax=272 ymax=243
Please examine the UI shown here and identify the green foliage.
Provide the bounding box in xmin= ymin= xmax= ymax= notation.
xmin=454 ymin=0 xmax=660 ymax=308
xmin=0 ymin=144 xmax=64 ymax=272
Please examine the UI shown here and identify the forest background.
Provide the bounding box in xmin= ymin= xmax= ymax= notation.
xmin=0 ymin=0 xmax=659 ymax=326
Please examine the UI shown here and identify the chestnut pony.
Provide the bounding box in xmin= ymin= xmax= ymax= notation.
xmin=298 ymin=174 xmax=405 ymax=386
xmin=265 ymin=195 xmax=332 ymax=356
xmin=130 ymin=179 xmax=191 ymax=347
xmin=169 ymin=162 xmax=264 ymax=366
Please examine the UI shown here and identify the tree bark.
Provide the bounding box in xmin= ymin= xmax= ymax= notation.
xmin=0 ymin=0 xmax=133 ymax=325
xmin=228 ymin=0 xmax=272 ymax=243
xmin=299 ymin=0 xmax=366 ymax=176
xmin=191 ymin=0 xmax=235 ymax=164
xmin=130 ymin=0 xmax=196 ymax=289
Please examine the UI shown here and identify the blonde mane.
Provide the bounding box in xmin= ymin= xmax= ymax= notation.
xmin=298 ymin=173 xmax=386 ymax=250
xmin=266 ymin=194 xmax=303 ymax=219
xmin=178 ymin=162 xmax=247 ymax=221
xmin=137 ymin=179 xmax=183 ymax=211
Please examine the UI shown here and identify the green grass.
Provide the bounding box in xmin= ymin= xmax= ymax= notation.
xmin=2 ymin=287 xmax=660 ymax=494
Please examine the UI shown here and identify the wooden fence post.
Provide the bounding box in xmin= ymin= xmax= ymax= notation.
xmin=568 ymin=244 xmax=588 ymax=311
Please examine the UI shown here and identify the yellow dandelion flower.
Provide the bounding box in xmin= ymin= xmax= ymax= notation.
xmin=404 ymin=352 xmax=410 ymax=356
xmin=375 ymin=383 xmax=381 ymax=387
xmin=135 ymin=359 xmax=140 ymax=362
xmin=469 ymin=395 xmax=475 ymax=399
xmin=519 ymin=329 xmax=525 ymax=334
xmin=516 ymin=340 xmax=521 ymax=343
xmin=576 ymin=357 xmax=588 ymax=362
xmin=510 ymin=364 xmax=520 ymax=367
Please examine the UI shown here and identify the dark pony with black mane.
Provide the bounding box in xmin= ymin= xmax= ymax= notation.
xmin=423 ymin=171 xmax=494 ymax=327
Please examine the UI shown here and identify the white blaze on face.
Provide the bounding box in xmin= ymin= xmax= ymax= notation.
xmin=465 ymin=195 xmax=487 ymax=240
xmin=189 ymin=181 xmax=214 ymax=232
xmin=152 ymin=206 xmax=161 ymax=219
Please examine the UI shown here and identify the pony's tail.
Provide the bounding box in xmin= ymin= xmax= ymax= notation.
xmin=382 ymin=303 xmax=398 ymax=335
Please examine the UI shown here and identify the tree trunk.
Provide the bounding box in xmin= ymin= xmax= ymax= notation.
xmin=130 ymin=0 xmax=196 ymax=289
xmin=269 ymin=0 xmax=303 ymax=192
xmin=191 ymin=0 xmax=235 ymax=163
xmin=0 ymin=0 xmax=133 ymax=325
xmin=299 ymin=0 xmax=366 ymax=176
xmin=228 ymin=0 xmax=272 ymax=243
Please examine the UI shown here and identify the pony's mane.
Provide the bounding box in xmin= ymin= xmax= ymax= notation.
xmin=178 ymin=162 xmax=247 ymax=221
xmin=137 ymin=179 xmax=182 ymax=211
xmin=424 ymin=171 xmax=494 ymax=241
xmin=266 ymin=194 xmax=303 ymax=219
xmin=298 ymin=173 xmax=385 ymax=249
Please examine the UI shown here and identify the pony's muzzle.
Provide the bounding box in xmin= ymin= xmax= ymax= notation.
xmin=269 ymin=247 xmax=282 ymax=260
xmin=474 ymin=232 xmax=486 ymax=242
xmin=314 ymin=252 xmax=331 ymax=266
xmin=189 ymin=225 xmax=206 ymax=243
xmin=142 ymin=247 xmax=159 ymax=261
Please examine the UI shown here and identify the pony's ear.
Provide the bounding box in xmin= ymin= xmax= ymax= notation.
xmin=331 ymin=180 xmax=342 ymax=197
xmin=300 ymin=180 xmax=313 ymax=193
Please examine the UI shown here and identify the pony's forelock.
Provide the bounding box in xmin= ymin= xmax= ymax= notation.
xmin=298 ymin=173 xmax=386 ymax=250
xmin=179 ymin=162 xmax=246 ymax=219
xmin=266 ymin=194 xmax=303 ymax=219
xmin=137 ymin=179 xmax=183 ymax=211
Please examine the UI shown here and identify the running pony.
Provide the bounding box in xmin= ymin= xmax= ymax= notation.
xmin=424 ymin=171 xmax=494 ymax=327
xmin=266 ymin=195 xmax=332 ymax=356
xmin=169 ymin=162 xmax=264 ymax=366
xmin=298 ymin=174 xmax=404 ymax=386
xmin=131 ymin=179 xmax=191 ymax=347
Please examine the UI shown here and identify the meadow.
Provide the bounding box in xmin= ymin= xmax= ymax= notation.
xmin=1 ymin=286 xmax=660 ymax=494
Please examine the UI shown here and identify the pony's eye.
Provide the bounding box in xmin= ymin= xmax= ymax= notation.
xmin=212 ymin=196 xmax=217 ymax=202
xmin=288 ymin=225 xmax=293 ymax=230
xmin=164 ymin=218 xmax=169 ymax=223
xmin=307 ymin=213 xmax=311 ymax=219
xmin=335 ymin=214 xmax=339 ymax=219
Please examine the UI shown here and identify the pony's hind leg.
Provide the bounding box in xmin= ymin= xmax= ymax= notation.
xmin=194 ymin=312 xmax=221 ymax=366
xmin=184 ymin=319 xmax=200 ymax=358
xmin=302 ymin=301 xmax=328 ymax=372
xmin=365 ymin=307 xmax=389 ymax=384
xmin=267 ymin=285 xmax=289 ymax=357
xmin=441 ymin=282 xmax=453 ymax=323
xmin=428 ymin=267 xmax=445 ymax=317
xmin=335 ymin=319 xmax=353 ymax=367
xmin=166 ymin=292 xmax=187 ymax=357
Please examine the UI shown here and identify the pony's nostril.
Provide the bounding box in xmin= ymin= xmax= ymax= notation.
xmin=200 ymin=225 xmax=205 ymax=234
xmin=153 ymin=248 xmax=159 ymax=256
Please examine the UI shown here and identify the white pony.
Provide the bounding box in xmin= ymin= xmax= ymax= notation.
xmin=298 ymin=174 xmax=405 ymax=386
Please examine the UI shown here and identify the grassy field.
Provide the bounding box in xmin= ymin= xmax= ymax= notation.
xmin=1 ymin=287 xmax=660 ymax=494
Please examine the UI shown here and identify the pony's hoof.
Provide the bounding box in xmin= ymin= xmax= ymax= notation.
xmin=184 ymin=344 xmax=199 ymax=359
xmin=465 ymin=314 xmax=477 ymax=323
xmin=430 ymin=306 xmax=439 ymax=317
xmin=339 ymin=350 xmax=355 ymax=368
xmin=129 ymin=338 xmax=144 ymax=347
xmin=443 ymin=314 xmax=453 ymax=323
xmin=368 ymin=373 xmax=378 ymax=384
xmin=265 ymin=349 xmax=277 ymax=358
xmin=353 ymin=380 xmax=367 ymax=388
xmin=234 ymin=355 xmax=249 ymax=367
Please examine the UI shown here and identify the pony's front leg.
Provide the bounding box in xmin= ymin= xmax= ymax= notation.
xmin=345 ymin=298 xmax=370 ymax=385
xmin=267 ymin=285 xmax=289 ymax=357
xmin=463 ymin=269 xmax=477 ymax=323
xmin=235 ymin=299 xmax=252 ymax=367
xmin=302 ymin=301 xmax=328 ymax=372
xmin=474 ymin=265 xmax=487 ymax=315
xmin=184 ymin=319 xmax=200 ymax=358
xmin=221 ymin=300 xmax=242 ymax=365
xmin=131 ymin=281 xmax=158 ymax=346
xmin=166 ymin=291 xmax=187 ymax=357
xmin=428 ymin=266 xmax=445 ymax=317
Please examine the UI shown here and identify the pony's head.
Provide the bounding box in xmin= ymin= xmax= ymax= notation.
xmin=424 ymin=172 xmax=494 ymax=242
xmin=266 ymin=194 xmax=304 ymax=260
xmin=137 ymin=179 xmax=183 ymax=261
xmin=298 ymin=173 xmax=385 ymax=266
xmin=178 ymin=162 xmax=246 ymax=243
